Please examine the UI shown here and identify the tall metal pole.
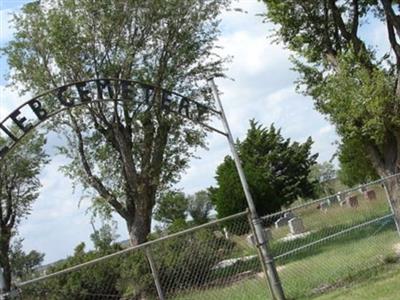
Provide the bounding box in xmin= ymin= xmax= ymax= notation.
xmin=208 ymin=78 xmax=286 ymax=300
xmin=145 ymin=248 xmax=165 ymax=300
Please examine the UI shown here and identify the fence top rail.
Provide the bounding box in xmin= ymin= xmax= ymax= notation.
xmin=261 ymin=172 xmax=400 ymax=220
xmin=15 ymin=210 xmax=248 ymax=288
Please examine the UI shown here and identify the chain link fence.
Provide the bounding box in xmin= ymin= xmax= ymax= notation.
xmin=261 ymin=174 xmax=399 ymax=299
xmin=2 ymin=175 xmax=400 ymax=299
xmin=4 ymin=212 xmax=271 ymax=300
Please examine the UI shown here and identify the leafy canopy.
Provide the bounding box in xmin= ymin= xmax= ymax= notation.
xmin=211 ymin=120 xmax=318 ymax=217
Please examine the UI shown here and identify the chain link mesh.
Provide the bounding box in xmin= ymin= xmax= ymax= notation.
xmin=3 ymin=175 xmax=400 ymax=299
xmin=10 ymin=212 xmax=271 ymax=300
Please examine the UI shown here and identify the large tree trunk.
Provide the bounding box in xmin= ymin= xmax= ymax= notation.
xmin=127 ymin=212 xmax=152 ymax=246
xmin=366 ymin=134 xmax=400 ymax=233
xmin=126 ymin=191 xmax=154 ymax=246
xmin=0 ymin=233 xmax=11 ymax=294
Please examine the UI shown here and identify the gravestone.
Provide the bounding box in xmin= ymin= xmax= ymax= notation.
xmin=223 ymin=227 xmax=230 ymax=240
xmin=284 ymin=211 xmax=295 ymax=219
xmin=288 ymin=217 xmax=305 ymax=235
xmin=274 ymin=211 xmax=295 ymax=228
xmin=337 ymin=192 xmax=347 ymax=206
xmin=318 ymin=200 xmax=329 ymax=213
xmin=359 ymin=185 xmax=367 ymax=193
xmin=329 ymin=195 xmax=338 ymax=204
xmin=364 ymin=189 xmax=377 ymax=201
xmin=246 ymin=229 xmax=272 ymax=246
xmin=347 ymin=195 xmax=359 ymax=207
xmin=275 ymin=217 xmax=288 ymax=228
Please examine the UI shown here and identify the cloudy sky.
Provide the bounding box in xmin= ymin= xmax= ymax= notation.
xmin=0 ymin=0 xmax=385 ymax=264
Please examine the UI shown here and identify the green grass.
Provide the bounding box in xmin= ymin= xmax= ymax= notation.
xmin=173 ymin=187 xmax=400 ymax=299
xmin=174 ymin=219 xmax=398 ymax=299
xmin=278 ymin=219 xmax=398 ymax=299
xmin=312 ymin=263 xmax=400 ymax=300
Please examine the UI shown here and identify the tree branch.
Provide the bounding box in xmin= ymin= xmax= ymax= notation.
xmin=381 ymin=0 xmax=400 ymax=37
xmin=351 ymin=0 xmax=359 ymax=37
xmin=68 ymin=111 xmax=128 ymax=219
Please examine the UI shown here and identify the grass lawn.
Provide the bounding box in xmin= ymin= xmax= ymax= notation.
xmin=278 ymin=218 xmax=398 ymax=299
xmin=313 ymin=263 xmax=400 ymax=300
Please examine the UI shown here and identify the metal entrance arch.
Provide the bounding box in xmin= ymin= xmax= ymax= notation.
xmin=0 ymin=77 xmax=285 ymax=300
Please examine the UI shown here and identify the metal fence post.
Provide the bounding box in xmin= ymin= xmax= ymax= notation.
xmin=208 ymin=78 xmax=286 ymax=300
xmin=145 ymin=247 xmax=165 ymax=300
xmin=246 ymin=211 xmax=276 ymax=300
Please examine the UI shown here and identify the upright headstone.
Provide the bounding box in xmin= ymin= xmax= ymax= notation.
xmin=364 ymin=189 xmax=377 ymax=201
xmin=329 ymin=195 xmax=338 ymax=204
xmin=359 ymin=185 xmax=367 ymax=193
xmin=318 ymin=201 xmax=329 ymax=213
xmin=288 ymin=217 xmax=305 ymax=235
xmin=284 ymin=211 xmax=295 ymax=219
xmin=223 ymin=227 xmax=230 ymax=240
xmin=274 ymin=212 xmax=295 ymax=228
xmin=347 ymin=195 xmax=359 ymax=207
xmin=275 ymin=217 xmax=288 ymax=228
xmin=337 ymin=192 xmax=347 ymax=206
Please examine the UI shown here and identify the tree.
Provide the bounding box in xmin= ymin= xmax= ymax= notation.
xmin=0 ymin=135 xmax=47 ymax=292
xmin=90 ymin=221 xmax=120 ymax=252
xmin=154 ymin=191 xmax=188 ymax=225
xmin=187 ymin=190 xmax=213 ymax=224
xmin=2 ymin=0 xmax=229 ymax=245
xmin=211 ymin=120 xmax=318 ymax=218
xmin=9 ymin=239 xmax=45 ymax=282
xmin=337 ymin=138 xmax=379 ymax=187
xmin=262 ymin=0 xmax=400 ymax=226
xmin=308 ymin=161 xmax=337 ymax=196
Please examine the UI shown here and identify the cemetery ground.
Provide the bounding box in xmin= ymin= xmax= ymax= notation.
xmin=175 ymin=185 xmax=400 ymax=299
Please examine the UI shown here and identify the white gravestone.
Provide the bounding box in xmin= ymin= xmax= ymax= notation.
xmin=288 ymin=217 xmax=305 ymax=235
xmin=223 ymin=227 xmax=230 ymax=240
xmin=274 ymin=211 xmax=295 ymax=228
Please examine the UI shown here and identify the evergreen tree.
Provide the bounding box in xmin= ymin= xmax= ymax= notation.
xmin=211 ymin=120 xmax=317 ymax=217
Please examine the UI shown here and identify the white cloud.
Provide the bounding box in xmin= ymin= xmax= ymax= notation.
xmin=217 ymin=30 xmax=290 ymax=77
xmin=0 ymin=84 xmax=31 ymax=119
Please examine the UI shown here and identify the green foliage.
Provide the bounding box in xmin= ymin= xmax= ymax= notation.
xmin=211 ymin=120 xmax=318 ymax=218
xmin=27 ymin=242 xmax=125 ymax=300
xmin=0 ymin=133 xmax=47 ymax=290
xmin=25 ymin=223 xmax=236 ymax=299
xmin=154 ymin=191 xmax=188 ymax=225
xmin=9 ymin=238 xmax=44 ymax=281
xmin=90 ymin=221 xmax=120 ymax=252
xmin=309 ymin=161 xmax=337 ymax=196
xmin=152 ymin=228 xmax=235 ymax=296
xmin=262 ymin=0 xmax=400 ymax=182
xmin=187 ymin=190 xmax=213 ymax=225
xmin=338 ymin=137 xmax=379 ymax=187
